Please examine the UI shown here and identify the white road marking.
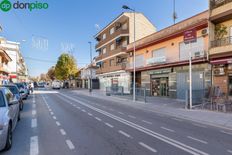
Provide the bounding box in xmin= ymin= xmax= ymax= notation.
xmin=56 ymin=121 xmax=61 ymax=126
xmin=60 ymin=129 xmax=66 ymax=135
xmin=77 ymin=107 xmax=81 ymax=109
xmin=161 ymin=127 xmax=175 ymax=133
xmin=128 ymin=115 xmax=136 ymax=119
xmin=59 ymin=93 xmax=210 ymax=155
xmin=187 ymin=136 xmax=208 ymax=144
xmin=50 ymin=112 xmax=54 ymax=115
xmin=118 ymin=130 xmax=131 ymax=138
xmin=53 ymin=116 xmax=57 ymax=120
xmin=142 ymin=120 xmax=152 ymax=125
xmin=227 ymin=150 xmax=232 ymax=154
xmin=220 ymin=130 xmax=232 ymax=136
xmin=88 ymin=113 xmax=93 ymax=116
xmin=30 ymin=136 xmax=39 ymax=155
xmin=66 ymin=140 xmax=75 ymax=150
xmin=118 ymin=112 xmax=124 ymax=115
xmin=95 ymin=117 xmax=102 ymax=121
xmin=139 ymin=142 xmax=157 ymax=153
xmin=105 ymin=122 xmax=114 ymax=128
xmin=32 ymin=110 xmax=36 ymax=116
xmin=48 ymin=109 xmax=52 ymax=112
xmin=31 ymin=119 xmax=37 ymax=128
xmin=192 ymin=123 xmax=207 ymax=128
xmin=82 ymin=109 xmax=86 ymax=112
xmin=171 ymin=118 xmax=183 ymax=122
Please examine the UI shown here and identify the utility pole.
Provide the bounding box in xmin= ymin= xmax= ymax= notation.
xmin=173 ymin=0 xmax=177 ymax=24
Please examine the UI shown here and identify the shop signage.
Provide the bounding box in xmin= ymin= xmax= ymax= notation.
xmin=184 ymin=28 xmax=197 ymax=44
xmin=146 ymin=56 xmax=166 ymax=65
xmin=147 ymin=68 xmax=172 ymax=75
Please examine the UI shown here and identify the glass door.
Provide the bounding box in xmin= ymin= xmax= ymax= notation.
xmin=160 ymin=78 xmax=169 ymax=97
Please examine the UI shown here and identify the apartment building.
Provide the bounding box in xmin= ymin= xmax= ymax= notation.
xmin=95 ymin=12 xmax=156 ymax=92
xmin=127 ymin=11 xmax=210 ymax=100
xmin=0 ymin=37 xmax=28 ymax=83
xmin=0 ymin=47 xmax=11 ymax=84
xmin=209 ymin=0 xmax=232 ymax=97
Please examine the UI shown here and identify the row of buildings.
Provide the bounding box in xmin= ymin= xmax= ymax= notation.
xmin=0 ymin=36 xmax=29 ymax=84
xmin=92 ymin=0 xmax=232 ymax=100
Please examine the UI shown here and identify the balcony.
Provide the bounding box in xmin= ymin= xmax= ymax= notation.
xmin=0 ymin=63 xmax=10 ymax=74
xmin=126 ymin=51 xmax=207 ymax=71
xmin=210 ymin=0 xmax=232 ymax=23
xmin=96 ymin=62 xmax=127 ymax=74
xmin=95 ymin=46 xmax=127 ymax=62
xmin=95 ymin=29 xmax=129 ymax=50
xmin=210 ymin=36 xmax=232 ymax=55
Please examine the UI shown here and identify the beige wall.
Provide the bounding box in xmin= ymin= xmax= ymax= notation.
xmin=126 ymin=13 xmax=157 ymax=44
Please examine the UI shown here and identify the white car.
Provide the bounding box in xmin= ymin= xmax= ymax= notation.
xmin=52 ymin=81 xmax=61 ymax=89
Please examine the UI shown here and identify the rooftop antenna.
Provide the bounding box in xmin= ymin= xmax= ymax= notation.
xmin=173 ymin=0 xmax=178 ymax=24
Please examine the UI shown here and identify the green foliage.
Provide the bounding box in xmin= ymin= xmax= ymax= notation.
xmin=215 ymin=24 xmax=228 ymax=40
xmin=46 ymin=66 xmax=55 ymax=81
xmin=54 ymin=53 xmax=78 ymax=80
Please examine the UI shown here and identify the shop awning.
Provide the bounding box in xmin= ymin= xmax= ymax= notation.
xmin=211 ymin=58 xmax=232 ymax=64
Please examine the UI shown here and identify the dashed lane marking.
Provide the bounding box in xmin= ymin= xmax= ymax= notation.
xmin=139 ymin=142 xmax=157 ymax=153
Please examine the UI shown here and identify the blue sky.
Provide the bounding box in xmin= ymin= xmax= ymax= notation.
xmin=0 ymin=0 xmax=208 ymax=76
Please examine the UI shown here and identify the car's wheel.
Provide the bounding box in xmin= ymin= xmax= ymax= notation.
xmin=4 ymin=123 xmax=12 ymax=150
xmin=18 ymin=111 xmax=21 ymax=121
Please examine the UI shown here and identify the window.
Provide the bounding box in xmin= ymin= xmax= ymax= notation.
xmin=4 ymin=89 xmax=13 ymax=104
xmin=103 ymin=33 xmax=106 ymax=40
xmin=135 ymin=55 xmax=144 ymax=67
xmin=122 ymin=40 xmax=127 ymax=47
xmin=110 ymin=59 xmax=115 ymax=66
xmin=0 ymin=91 xmax=5 ymax=107
xmin=179 ymin=37 xmax=204 ymax=60
xmin=110 ymin=27 xmax=115 ymax=35
xmin=102 ymin=48 xmax=106 ymax=54
xmin=110 ymin=43 xmax=115 ymax=50
xmin=152 ymin=48 xmax=166 ymax=57
xmin=122 ymin=23 xmax=127 ymax=30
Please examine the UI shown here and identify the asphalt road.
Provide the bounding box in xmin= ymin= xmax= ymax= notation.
xmin=1 ymin=89 xmax=232 ymax=155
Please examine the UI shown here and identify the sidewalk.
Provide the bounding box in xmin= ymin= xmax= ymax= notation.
xmin=72 ymin=89 xmax=232 ymax=130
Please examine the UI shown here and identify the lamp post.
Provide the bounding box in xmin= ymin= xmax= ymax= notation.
xmin=122 ymin=5 xmax=136 ymax=102
xmin=88 ymin=41 xmax=93 ymax=93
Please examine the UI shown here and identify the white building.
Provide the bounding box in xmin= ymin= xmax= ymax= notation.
xmin=0 ymin=37 xmax=28 ymax=83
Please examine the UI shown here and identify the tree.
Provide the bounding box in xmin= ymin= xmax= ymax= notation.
xmin=40 ymin=73 xmax=48 ymax=81
xmin=47 ymin=66 xmax=55 ymax=81
xmin=54 ymin=53 xmax=78 ymax=80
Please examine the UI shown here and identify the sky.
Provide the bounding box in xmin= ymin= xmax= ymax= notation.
xmin=0 ymin=0 xmax=208 ymax=77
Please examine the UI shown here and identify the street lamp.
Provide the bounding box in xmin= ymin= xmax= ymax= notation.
xmin=122 ymin=5 xmax=136 ymax=102
xmin=88 ymin=41 xmax=93 ymax=93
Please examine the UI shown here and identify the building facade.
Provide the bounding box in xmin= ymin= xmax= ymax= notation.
xmin=209 ymin=0 xmax=232 ymax=98
xmin=95 ymin=12 xmax=156 ymax=93
xmin=0 ymin=47 xmax=11 ymax=84
xmin=127 ymin=11 xmax=211 ymax=100
xmin=81 ymin=65 xmax=98 ymax=89
xmin=0 ymin=38 xmax=28 ymax=83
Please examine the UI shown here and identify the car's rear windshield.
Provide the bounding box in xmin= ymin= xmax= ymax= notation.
xmin=6 ymin=86 xmax=18 ymax=94
xmin=0 ymin=91 xmax=5 ymax=107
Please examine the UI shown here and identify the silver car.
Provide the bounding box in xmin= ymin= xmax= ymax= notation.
xmin=0 ymin=87 xmax=20 ymax=151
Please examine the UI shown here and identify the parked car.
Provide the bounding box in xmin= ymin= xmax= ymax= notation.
xmin=1 ymin=85 xmax=24 ymax=111
xmin=0 ymin=87 xmax=20 ymax=151
xmin=22 ymin=82 xmax=30 ymax=95
xmin=15 ymin=83 xmax=28 ymax=100
xmin=52 ymin=80 xmax=61 ymax=89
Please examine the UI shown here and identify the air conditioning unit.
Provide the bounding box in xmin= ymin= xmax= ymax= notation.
xmin=194 ymin=52 xmax=201 ymax=58
xmin=201 ymin=28 xmax=208 ymax=37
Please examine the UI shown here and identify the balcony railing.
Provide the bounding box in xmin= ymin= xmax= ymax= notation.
xmin=127 ymin=51 xmax=207 ymax=70
xmin=96 ymin=62 xmax=127 ymax=74
xmin=211 ymin=36 xmax=232 ymax=48
xmin=210 ymin=0 xmax=232 ymax=9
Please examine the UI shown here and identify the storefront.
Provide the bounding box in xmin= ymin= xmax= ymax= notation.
xmin=211 ymin=58 xmax=232 ymax=97
xmin=97 ymin=71 xmax=130 ymax=93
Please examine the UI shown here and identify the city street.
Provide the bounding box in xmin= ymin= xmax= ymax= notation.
xmin=1 ymin=89 xmax=232 ymax=155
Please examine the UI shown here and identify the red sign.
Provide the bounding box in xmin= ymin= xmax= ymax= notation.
xmin=184 ymin=29 xmax=197 ymax=44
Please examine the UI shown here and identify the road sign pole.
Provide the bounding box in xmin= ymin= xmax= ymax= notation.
xmin=189 ymin=43 xmax=192 ymax=109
